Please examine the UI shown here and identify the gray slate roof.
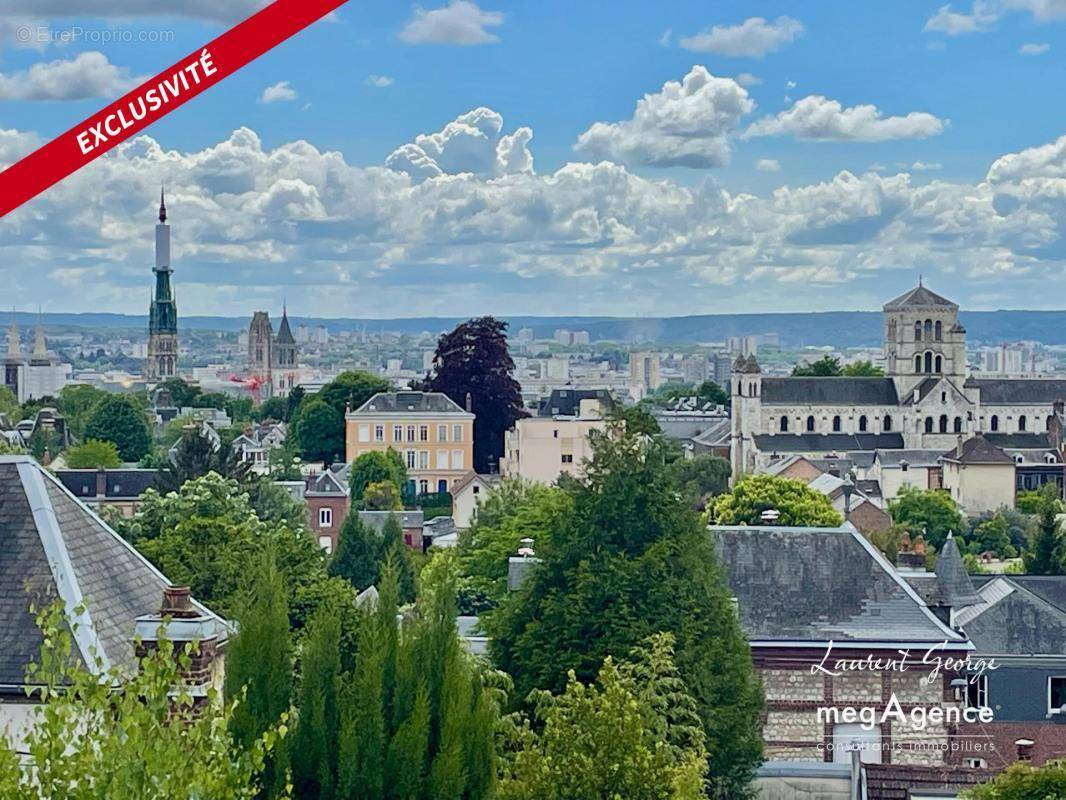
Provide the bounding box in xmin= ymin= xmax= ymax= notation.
xmin=883 ymin=285 xmax=958 ymax=311
xmin=959 ymin=577 xmax=1066 ymax=656
xmin=352 ymin=391 xmax=469 ymax=415
xmin=538 ymin=388 xmax=614 ymax=418
xmin=933 ymin=535 xmax=982 ymax=608
xmin=941 ymin=435 xmax=1014 ymax=465
xmin=984 ymin=433 xmax=1055 ymax=450
xmin=762 ymin=377 xmax=899 ymax=405
xmin=0 ymin=456 xmax=226 ymax=688
xmin=358 ymin=510 xmax=424 ymax=532
xmin=753 ymin=433 xmax=905 ymax=453
xmin=874 ymin=449 xmax=946 ymax=468
xmin=711 ymin=525 xmax=967 ymax=645
xmin=55 ymin=469 xmax=159 ymax=500
xmin=967 ymin=378 xmax=1066 ymax=405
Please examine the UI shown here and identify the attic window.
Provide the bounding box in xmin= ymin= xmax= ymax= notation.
xmin=1048 ymin=677 xmax=1066 ymax=715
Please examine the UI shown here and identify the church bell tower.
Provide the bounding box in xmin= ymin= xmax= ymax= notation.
xmin=145 ymin=187 xmax=178 ymax=382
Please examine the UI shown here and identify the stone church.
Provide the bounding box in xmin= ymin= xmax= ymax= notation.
xmin=731 ymin=284 xmax=1066 ymax=478
xmin=247 ymin=308 xmax=299 ymax=399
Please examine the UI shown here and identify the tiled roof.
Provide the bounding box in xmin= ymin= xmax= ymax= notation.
xmin=941 ymin=434 xmax=1014 ymax=465
xmin=761 ymin=377 xmax=899 ymax=405
xmin=0 ymin=456 xmax=226 ymax=687
xmin=712 ymin=525 xmax=967 ymax=645
xmin=753 ymin=433 xmax=905 ymax=453
xmin=967 ymin=378 xmax=1066 ymax=404
xmin=874 ymin=449 xmax=946 ymax=468
xmin=883 ymin=284 xmax=958 ymax=311
xmin=352 ymin=391 xmax=470 ymax=415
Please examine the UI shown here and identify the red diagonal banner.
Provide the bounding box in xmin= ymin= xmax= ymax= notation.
xmin=0 ymin=0 xmax=348 ymax=218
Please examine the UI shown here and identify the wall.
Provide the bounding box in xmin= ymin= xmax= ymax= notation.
xmin=307 ymin=494 xmax=350 ymax=552
xmin=346 ymin=413 xmax=474 ymax=492
xmin=941 ymin=462 xmax=1015 ymax=514
xmin=501 ymin=417 xmax=606 ymax=484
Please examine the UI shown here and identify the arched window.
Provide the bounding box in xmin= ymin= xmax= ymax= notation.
xmin=780 ymin=415 xmax=789 ymax=432
xmin=884 ymin=415 xmax=893 ymax=432
xmin=915 ymin=354 xmax=923 ymax=373
xmin=924 ymin=351 xmax=933 ymax=373
xmin=832 ymin=415 xmax=842 ymax=432
xmin=924 ymin=319 xmax=933 ymax=339
xmin=954 ymin=416 xmax=962 ymax=433
xmin=935 ymin=320 xmax=942 ymax=341
xmin=990 ymin=415 xmax=999 ymax=432
xmin=1019 ymin=415 xmax=1027 ymax=431
xmin=806 ymin=415 xmax=815 ymax=432
xmin=925 ymin=417 xmax=934 ymax=434
xmin=914 ymin=320 xmax=922 ymax=341
xmin=859 ymin=415 xmax=868 ymax=432
xmin=939 ymin=414 xmax=948 ymax=433
xmin=935 ymin=355 xmax=942 ymax=373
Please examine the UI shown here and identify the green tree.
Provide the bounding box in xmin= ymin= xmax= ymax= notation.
xmin=1024 ymin=483 xmax=1064 ymax=574
xmin=964 ymin=513 xmax=1016 ymax=558
xmin=65 ymin=438 xmax=121 ymax=469
xmin=612 ymin=404 xmax=662 ymax=436
xmin=292 ymin=605 xmax=342 ymax=800
xmin=0 ymin=385 xmax=19 ymax=422
xmin=257 ymin=395 xmax=290 ymax=422
xmin=84 ymin=394 xmax=152 ymax=462
xmin=294 ymin=400 xmax=345 ymax=463
xmin=329 ymin=513 xmax=380 ymax=591
xmin=56 ymin=384 xmax=110 ymax=438
xmin=424 ymin=316 xmax=527 ymax=473
xmin=364 ymin=480 xmax=403 ymax=511
xmin=0 ymin=601 xmax=281 ymax=799
xmin=157 ymin=423 xmax=250 ymax=493
xmin=488 ymin=432 xmax=764 ymax=798
xmin=964 ymin=761 xmax=1066 ymax=799
xmin=792 ymin=355 xmax=843 ymax=376
xmin=314 ymin=369 xmax=391 ymax=419
xmin=349 ymin=449 xmax=407 ymax=508
xmin=157 ymin=376 xmax=202 ymax=407
xmin=499 ymin=635 xmax=707 ymax=800
xmin=381 ymin=513 xmax=417 ymax=603
xmin=841 ymin=360 xmax=884 ymax=376
xmin=888 ymin=485 xmax=963 ymax=551
xmin=710 ymin=473 xmax=843 ymax=527
xmin=668 ymin=454 xmax=730 ymax=510
xmin=225 ymin=546 xmax=293 ymax=799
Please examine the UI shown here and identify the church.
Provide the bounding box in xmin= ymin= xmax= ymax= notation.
xmin=247 ymin=308 xmax=300 ymax=399
xmin=730 ymin=284 xmax=1066 ymax=491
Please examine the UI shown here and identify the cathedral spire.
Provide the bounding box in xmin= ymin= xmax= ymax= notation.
xmin=158 ymin=184 xmax=167 ymax=223
xmin=33 ymin=307 xmax=46 ymax=358
xmin=5 ymin=309 xmax=20 ymax=360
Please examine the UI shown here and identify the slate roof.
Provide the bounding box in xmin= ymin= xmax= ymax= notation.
xmin=984 ymin=433 xmax=1055 ymax=450
xmin=0 ymin=456 xmax=226 ymax=688
xmin=967 ymin=378 xmax=1066 ymax=405
xmin=933 ymin=535 xmax=981 ymax=609
xmin=761 ymin=377 xmax=899 ymax=405
xmin=941 ymin=434 xmax=1014 ymax=465
xmin=55 ymin=469 xmax=159 ymax=500
xmin=275 ymin=310 xmax=295 ymax=345
xmin=352 ymin=391 xmax=470 ymax=416
xmin=955 ymin=577 xmax=1066 ymax=656
xmin=711 ymin=525 xmax=967 ymax=646
xmin=753 ymin=433 xmax=905 ymax=453
xmin=358 ymin=510 xmax=424 ymax=533
xmin=874 ymin=449 xmax=946 ymax=468
xmin=538 ymin=388 xmax=615 ymax=417
xmin=883 ymin=284 xmax=958 ymax=311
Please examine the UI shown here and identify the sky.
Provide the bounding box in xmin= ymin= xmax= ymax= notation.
xmin=2 ymin=0 xmax=1066 ymax=318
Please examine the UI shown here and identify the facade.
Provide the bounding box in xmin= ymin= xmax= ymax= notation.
xmin=628 ymin=352 xmax=661 ymax=397
xmin=451 ymin=471 xmax=499 ymax=529
xmin=247 ymin=308 xmax=300 ymax=398
xmin=345 ymin=391 xmax=474 ymax=495
xmin=305 ymin=465 xmax=350 ymax=552
xmin=939 ymin=434 xmax=1016 ymax=513
xmin=145 ymin=189 xmax=178 ymax=382
xmin=500 ymin=394 xmax=609 ymax=484
xmin=230 ymin=421 xmax=288 ymax=474
xmin=3 ymin=313 xmax=69 ymax=403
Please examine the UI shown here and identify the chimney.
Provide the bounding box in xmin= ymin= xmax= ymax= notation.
xmin=913 ymin=387 xmax=920 ymax=405
xmin=95 ymin=466 xmax=107 ymax=500
xmin=465 ymin=391 xmax=473 ymax=413
xmin=1015 ymin=738 xmax=1035 ymax=762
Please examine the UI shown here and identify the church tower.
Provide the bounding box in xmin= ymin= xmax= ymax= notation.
xmin=273 ymin=306 xmax=299 ymax=396
xmin=145 ymin=188 xmax=178 ymax=382
xmin=3 ymin=311 xmax=23 ymax=401
xmin=883 ymin=282 xmax=966 ymax=397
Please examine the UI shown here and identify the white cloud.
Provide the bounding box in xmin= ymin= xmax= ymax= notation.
xmin=1019 ymin=42 xmax=1050 ymax=54
xmin=365 ymin=74 xmax=395 ymax=88
xmin=924 ymin=0 xmax=1066 ymax=35
xmin=744 ymin=95 xmax=946 ymax=142
xmin=786 ymin=80 xmax=797 ymax=89
xmin=659 ymin=29 xmax=672 ymax=46
xmin=679 ymin=16 xmax=804 ymax=58
xmin=0 ymin=0 xmax=267 ymax=24
xmin=737 ymin=72 xmax=762 ymax=86
xmin=573 ymin=65 xmax=754 ymax=168
xmin=0 ymin=51 xmax=142 ymax=100
xmin=910 ymin=160 xmax=943 ymax=170
xmin=398 ymin=1 xmax=502 ymax=45
xmin=259 ymin=81 xmax=297 ymax=104
xmin=755 ymin=158 xmax=781 ymax=172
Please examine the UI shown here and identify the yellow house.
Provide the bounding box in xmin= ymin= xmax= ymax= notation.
xmin=940 ymin=433 xmax=1016 ymax=513
xmin=345 ymin=391 xmax=475 ymax=495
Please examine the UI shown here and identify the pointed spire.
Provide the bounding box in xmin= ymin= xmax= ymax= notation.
xmin=935 ymin=533 xmax=981 ymax=610
xmin=158 ymin=184 xmax=167 ymax=223
xmin=33 ymin=307 xmax=46 ymax=358
xmin=6 ymin=309 xmax=21 ymax=360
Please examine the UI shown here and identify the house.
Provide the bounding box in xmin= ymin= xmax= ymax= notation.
xmin=230 ymin=421 xmax=288 ymax=474
xmin=940 ymin=434 xmax=1016 ymax=513
xmin=345 ymin=391 xmax=474 ymax=495
xmin=423 ymin=516 xmax=459 ymax=549
xmin=807 ymin=473 xmax=893 ymax=534
xmin=305 ymin=464 xmax=350 ymax=552
xmin=0 ymin=456 xmax=228 ymax=748
xmin=450 ymin=471 xmax=500 ymax=529
xmin=358 ymin=510 xmax=425 ymax=551
xmin=500 ymin=393 xmax=609 ymax=484
xmin=54 ymin=467 xmax=159 ymax=518
xmin=870 ymin=449 xmax=945 ymax=502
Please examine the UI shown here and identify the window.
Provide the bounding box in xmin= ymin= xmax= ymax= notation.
xmin=393 ymin=424 xmax=403 ymax=442
xmin=419 ymin=425 xmax=429 ymax=442
xmin=914 ymin=320 xmax=922 ymax=341
xmin=437 ymin=424 xmax=447 ymax=442
xmin=884 ymin=415 xmax=893 ymax=432
xmin=407 ymin=425 xmax=416 ymax=442
xmin=374 ymin=425 xmax=384 ymax=442
xmin=438 ymin=479 xmax=448 ymax=492
xmin=991 ymin=414 xmax=999 ymax=432
xmin=780 ymin=415 xmax=789 ymax=432
xmin=453 ymin=424 xmax=463 ymax=441
xmin=1048 ymin=677 xmax=1066 ymax=715
xmin=472 ymin=485 xmax=480 ymax=495
xmin=806 ymin=415 xmax=815 ymax=432
xmin=925 ymin=417 xmax=934 ymax=434
xmin=915 ymin=354 xmax=922 ymax=373
xmin=318 ymin=535 xmax=333 ymax=554
xmin=966 ymin=675 xmax=988 ymax=709
xmin=935 ymin=320 xmax=943 ymax=341
xmin=358 ymin=424 xmax=370 ymax=443
xmin=935 ymin=355 xmax=942 ymax=373
xmin=832 ymin=723 xmax=881 ymax=765
xmin=318 ymin=507 xmax=333 ymax=528
xmin=553 ymin=429 xmax=559 ymax=438
xmin=966 ymin=758 xmax=988 ymax=769
xmin=419 ymin=479 xmax=429 ymax=494
xmin=1019 ymin=415 xmax=1028 ymax=431
xmin=924 ymin=351 xmax=933 ymax=373
xmin=832 ymin=415 xmax=842 ymax=432
xmin=436 ymin=450 xmax=449 ymax=470
xmin=941 ymin=391 xmax=947 ymax=403
xmin=452 ymin=449 xmax=464 ymax=470
xmin=954 ymin=416 xmax=963 ymax=433
xmin=406 ymin=450 xmax=416 ymax=469
xmin=858 ymin=415 xmax=868 ymax=432
xmin=939 ymin=414 xmax=948 ymax=434
xmin=924 ymin=319 xmax=933 ymax=339
xmin=418 ymin=451 xmax=429 ymax=470
xmin=561 ymin=454 xmax=574 ymax=464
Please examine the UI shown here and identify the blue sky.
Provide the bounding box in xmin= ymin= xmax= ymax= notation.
xmin=2 ymin=0 xmax=1066 ymax=317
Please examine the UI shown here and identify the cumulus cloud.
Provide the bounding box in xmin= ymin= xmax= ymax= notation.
xmin=0 ymin=51 xmax=142 ymax=100
xmin=679 ymin=16 xmax=804 ymax=58
xmin=259 ymin=81 xmax=297 ymax=104
xmin=744 ymin=95 xmax=946 ymax=142
xmin=385 ymin=107 xmax=532 ymax=180
xmin=1019 ymin=42 xmax=1050 ymax=54
xmin=755 ymin=158 xmax=781 ymax=172
xmin=573 ymin=66 xmax=754 ymax=168
xmin=365 ymin=74 xmax=395 ymax=87
xmin=398 ymin=1 xmax=503 ymax=45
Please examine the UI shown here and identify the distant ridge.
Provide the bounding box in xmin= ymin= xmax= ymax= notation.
xmin=9 ymin=310 xmax=1066 ymax=348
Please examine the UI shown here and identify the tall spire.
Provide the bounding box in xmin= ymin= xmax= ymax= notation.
xmin=32 ymin=307 xmax=46 ymax=358
xmin=6 ymin=309 xmax=21 ymax=360
xmin=158 ymin=184 xmax=167 ymax=223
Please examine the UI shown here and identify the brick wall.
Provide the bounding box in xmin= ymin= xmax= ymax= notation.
xmin=948 ymin=721 xmax=1066 ymax=768
xmin=307 ymin=495 xmax=350 ymax=551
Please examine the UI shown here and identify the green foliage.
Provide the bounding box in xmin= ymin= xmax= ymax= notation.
xmin=888 ymin=485 xmax=963 ymax=551
xmin=314 ymin=369 xmax=391 ymax=419
xmin=64 ymin=438 xmax=121 ymax=468
xmin=488 ymin=432 xmax=764 ymax=798
xmin=246 ymin=478 xmax=310 ymax=529
xmin=866 ymin=524 xmax=907 ymax=564
xmin=257 ymin=395 xmax=290 ymax=422
xmin=364 ymin=480 xmax=403 ymax=510
xmin=1016 ymin=489 xmax=1047 ymax=514
xmin=499 ymin=634 xmax=707 ymax=800
xmin=27 ymin=425 xmax=64 ymax=461
xmin=668 ymin=454 xmax=730 ymax=510
xmin=710 ymin=473 xmax=843 ymax=527
xmin=0 ymin=436 xmax=25 ymax=455
xmin=293 ymin=400 xmax=345 ymax=463
xmin=612 ymin=404 xmax=662 ymax=436
xmin=963 ymin=512 xmax=1017 ymax=558
xmin=963 ymin=761 xmax=1066 ymax=799
xmin=424 ymin=316 xmax=526 ymax=473
xmin=291 ymin=605 xmax=342 ymax=800
xmin=841 ymin=360 xmax=884 ymax=376
xmin=84 ymin=394 xmax=152 ymax=462
xmin=157 ymin=376 xmax=202 ymax=407
xmin=157 ymin=424 xmax=250 ymax=493
xmin=792 ymin=355 xmax=842 ymax=376
xmin=0 ymin=601 xmax=281 ymax=799
xmin=647 ymin=379 xmax=729 ymax=410
xmin=1024 ymin=483 xmax=1065 ymax=575
xmin=0 ymin=385 xmax=19 ymax=421
xmin=329 ymin=512 xmax=416 ymax=602
xmin=56 ymin=384 xmax=110 ymax=438
xmin=349 ymin=448 xmax=408 ymax=508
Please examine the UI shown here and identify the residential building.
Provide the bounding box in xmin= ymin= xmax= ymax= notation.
xmin=305 ymin=465 xmax=350 ymax=552
xmin=345 ymin=391 xmax=475 ymax=495
xmin=681 ymin=354 xmax=708 ymax=383
xmin=939 ymin=434 xmax=1017 ymax=513
xmin=145 ymin=189 xmax=178 ymax=382
xmin=450 ymin=471 xmax=500 ymax=529
xmin=230 ymin=421 xmax=288 ymax=474
xmin=501 ymin=393 xmax=609 ymax=484
xmin=54 ymin=468 xmax=159 ymax=518
xmin=628 ymin=352 xmax=661 ymax=396
xmin=358 ymin=510 xmax=425 ymax=551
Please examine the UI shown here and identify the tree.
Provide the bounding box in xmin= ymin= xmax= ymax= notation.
xmin=84 ymin=394 xmax=152 ymax=462
xmin=381 ymin=513 xmax=417 ymax=603
xmin=499 ymin=635 xmax=707 ymax=800
xmin=710 ymin=473 xmax=843 ymax=527
xmin=328 ymin=513 xmax=380 ymax=591
xmin=888 ymin=485 xmax=963 ymax=551
xmin=424 ymin=316 xmax=526 ymax=473
xmin=56 ymin=384 xmax=110 ymax=438
xmin=488 ymin=432 xmax=764 ymax=798
xmin=964 ymin=513 xmax=1016 ymax=558
xmin=157 ymin=376 xmax=202 ymax=407
xmin=0 ymin=601 xmax=280 ymax=799
xmin=291 ymin=604 xmax=342 ymax=800
xmin=0 ymin=385 xmax=20 ymax=421
xmin=792 ymin=355 xmax=842 ymax=376
xmin=65 ymin=439 xmax=121 ymax=469
xmin=964 ymin=761 xmax=1066 ymax=799
xmin=842 ymin=360 xmax=884 ymax=376
xmin=294 ymin=400 xmax=345 ymax=463
xmin=612 ymin=404 xmax=662 ymax=436
xmin=314 ymin=369 xmax=391 ymax=419
xmin=157 ymin=423 xmax=250 ymax=493
xmin=225 ymin=546 xmax=293 ymax=799
xmin=668 ymin=454 xmax=730 ymax=510
xmin=349 ymin=449 xmax=407 ymax=508
xmin=257 ymin=395 xmax=289 ymax=422
xmin=1024 ymin=484 xmax=1064 ymax=574
xmin=364 ymin=480 xmax=403 ymax=511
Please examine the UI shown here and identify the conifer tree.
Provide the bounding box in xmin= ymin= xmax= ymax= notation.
xmin=291 ymin=607 xmax=341 ymax=800
xmin=1025 ymin=483 xmax=1065 ymax=574
xmin=328 ymin=513 xmax=379 ymax=590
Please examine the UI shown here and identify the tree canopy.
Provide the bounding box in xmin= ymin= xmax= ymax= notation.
xmin=964 ymin=761 xmax=1066 ymax=799
xmin=349 ymin=448 xmax=407 ymax=509
xmin=84 ymin=394 xmax=152 ymax=462
xmin=888 ymin=485 xmax=963 ymax=552
xmin=293 ymin=400 xmax=345 ymax=463
xmin=709 ymin=473 xmax=843 ymax=527
xmin=64 ymin=438 xmax=121 ymax=469
xmin=1024 ymin=483 xmax=1064 ymax=574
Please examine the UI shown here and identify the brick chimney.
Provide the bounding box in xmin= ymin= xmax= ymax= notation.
xmin=95 ymin=466 xmax=107 ymax=501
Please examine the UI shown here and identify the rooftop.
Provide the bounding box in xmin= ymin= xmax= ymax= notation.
xmin=762 ymin=377 xmax=899 ymax=406
xmin=351 ymin=391 xmax=471 ymax=416
xmin=883 ymin=284 xmax=958 ymax=312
